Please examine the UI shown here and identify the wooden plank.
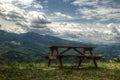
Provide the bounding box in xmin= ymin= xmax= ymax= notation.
xmin=48 ymin=45 xmax=95 ymax=49
xmin=46 ymin=55 xmax=102 ymax=59
xmin=58 ymin=54 xmax=101 ymax=56
xmin=45 ymin=55 xmax=57 ymax=60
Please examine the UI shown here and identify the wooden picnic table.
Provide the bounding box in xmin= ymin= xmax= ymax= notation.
xmin=46 ymin=45 xmax=102 ymax=68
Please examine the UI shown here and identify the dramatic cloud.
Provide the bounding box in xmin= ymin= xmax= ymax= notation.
xmin=0 ymin=0 xmax=120 ymax=44
xmin=47 ymin=22 xmax=120 ymax=43
xmin=0 ymin=19 xmax=27 ymax=33
xmin=107 ymin=23 xmax=120 ymax=41
xmin=72 ymin=0 xmax=120 ymax=22
xmin=16 ymin=11 xmax=51 ymax=28
xmin=0 ymin=0 xmax=50 ymax=30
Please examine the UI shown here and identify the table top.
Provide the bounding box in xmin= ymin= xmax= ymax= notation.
xmin=48 ymin=45 xmax=95 ymax=49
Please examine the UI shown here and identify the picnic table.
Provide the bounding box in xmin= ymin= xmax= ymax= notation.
xmin=46 ymin=45 xmax=102 ymax=68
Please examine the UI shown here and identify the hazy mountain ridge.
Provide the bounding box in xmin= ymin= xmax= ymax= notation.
xmin=0 ymin=30 xmax=120 ymax=63
xmin=0 ymin=30 xmax=86 ymax=63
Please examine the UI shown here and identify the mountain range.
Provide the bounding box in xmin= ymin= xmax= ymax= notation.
xmin=0 ymin=30 xmax=120 ymax=63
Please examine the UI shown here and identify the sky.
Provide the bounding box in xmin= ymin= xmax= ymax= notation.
xmin=0 ymin=0 xmax=120 ymax=44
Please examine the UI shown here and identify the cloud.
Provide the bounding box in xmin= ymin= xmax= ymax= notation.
xmin=49 ymin=12 xmax=73 ymax=21
xmin=0 ymin=18 xmax=27 ymax=34
xmin=72 ymin=0 xmax=120 ymax=22
xmin=55 ymin=12 xmax=73 ymax=19
xmin=63 ymin=0 xmax=71 ymax=2
xmin=107 ymin=23 xmax=120 ymax=41
xmin=0 ymin=0 xmax=50 ymax=30
xmin=47 ymin=22 xmax=120 ymax=43
xmin=0 ymin=0 xmax=120 ymax=44
xmin=72 ymin=0 xmax=98 ymax=6
xmin=77 ymin=7 xmax=120 ymax=21
xmin=43 ymin=0 xmax=48 ymax=4
xmin=16 ymin=11 xmax=51 ymax=28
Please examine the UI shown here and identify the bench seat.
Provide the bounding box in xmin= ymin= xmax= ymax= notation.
xmin=46 ymin=54 xmax=102 ymax=60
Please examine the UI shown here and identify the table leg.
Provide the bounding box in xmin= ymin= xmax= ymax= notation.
xmin=89 ymin=49 xmax=98 ymax=68
xmin=58 ymin=57 xmax=63 ymax=67
xmin=78 ymin=57 xmax=84 ymax=67
xmin=48 ymin=59 xmax=51 ymax=67
xmin=93 ymin=59 xmax=98 ymax=68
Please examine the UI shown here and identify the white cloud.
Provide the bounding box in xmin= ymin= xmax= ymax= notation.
xmin=107 ymin=23 xmax=120 ymax=37
xmin=77 ymin=7 xmax=120 ymax=21
xmin=47 ymin=22 xmax=120 ymax=43
xmin=53 ymin=12 xmax=73 ymax=19
xmin=0 ymin=0 xmax=50 ymax=32
xmin=72 ymin=0 xmax=98 ymax=6
xmin=0 ymin=0 xmax=120 ymax=44
xmin=72 ymin=0 xmax=120 ymax=22
xmin=0 ymin=18 xmax=27 ymax=33
xmin=19 ymin=11 xmax=51 ymax=28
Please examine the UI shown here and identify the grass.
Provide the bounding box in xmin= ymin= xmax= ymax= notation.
xmin=0 ymin=62 xmax=120 ymax=80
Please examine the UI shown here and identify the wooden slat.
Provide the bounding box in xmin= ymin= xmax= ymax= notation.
xmin=48 ymin=45 xmax=95 ymax=49
xmin=46 ymin=54 xmax=102 ymax=60
xmin=45 ymin=55 xmax=57 ymax=60
xmin=58 ymin=54 xmax=102 ymax=59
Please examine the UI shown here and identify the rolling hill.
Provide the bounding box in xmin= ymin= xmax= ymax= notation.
xmin=0 ymin=30 xmax=120 ymax=63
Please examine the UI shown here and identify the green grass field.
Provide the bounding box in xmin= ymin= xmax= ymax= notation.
xmin=0 ymin=62 xmax=120 ymax=80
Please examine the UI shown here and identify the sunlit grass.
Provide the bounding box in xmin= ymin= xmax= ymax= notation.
xmin=0 ymin=62 xmax=120 ymax=80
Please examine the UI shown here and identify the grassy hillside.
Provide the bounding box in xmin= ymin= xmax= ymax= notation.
xmin=0 ymin=62 xmax=120 ymax=80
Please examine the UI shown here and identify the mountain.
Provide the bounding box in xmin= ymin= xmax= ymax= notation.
xmin=94 ymin=44 xmax=120 ymax=60
xmin=0 ymin=30 xmax=87 ymax=63
xmin=0 ymin=30 xmax=120 ymax=63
